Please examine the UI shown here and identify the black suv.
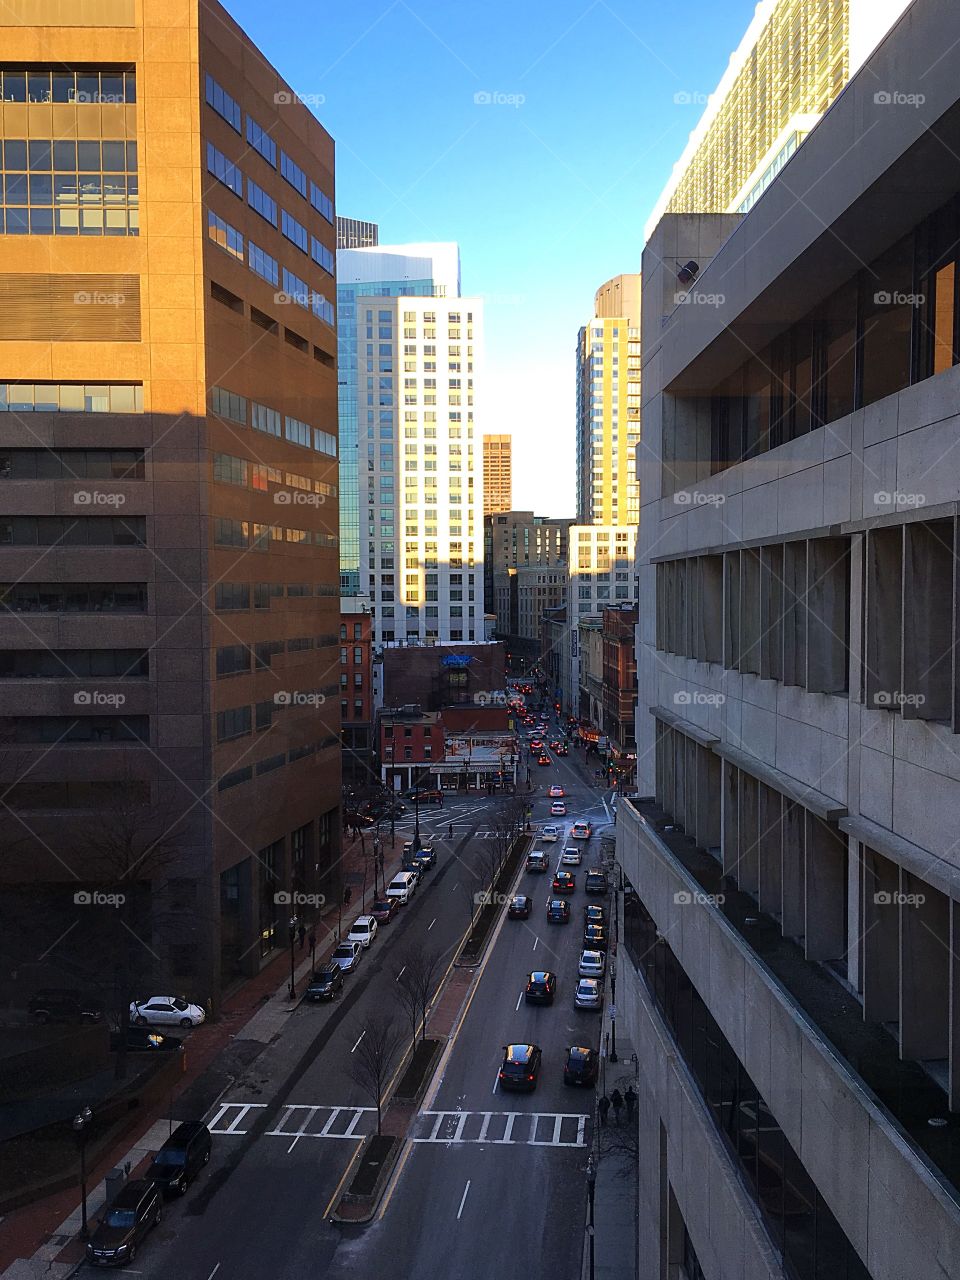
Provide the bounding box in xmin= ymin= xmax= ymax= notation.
xmin=525 ymin=971 xmax=557 ymax=1004
xmin=498 ymin=1043 xmax=543 ymax=1092
xmin=148 ymin=1122 xmax=212 ymax=1197
xmin=29 ymin=988 xmax=103 ymax=1024
xmin=110 ymin=1027 xmax=182 ymax=1053
xmin=585 ymin=869 xmax=608 ymax=895
xmin=305 ymin=965 xmax=344 ymax=1001
xmin=546 ymin=897 xmax=570 ymax=924
xmin=583 ymin=923 xmax=608 ymax=951
xmin=563 ymin=1045 xmax=599 ymax=1086
xmin=86 ymin=1179 xmax=162 ymax=1266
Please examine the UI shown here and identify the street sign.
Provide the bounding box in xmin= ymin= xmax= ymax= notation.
xmin=609 ymin=1006 xmax=616 ymax=1019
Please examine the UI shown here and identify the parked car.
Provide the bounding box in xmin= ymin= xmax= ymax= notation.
xmin=498 ymin=1043 xmax=542 ymax=1092
xmin=563 ymin=1045 xmax=599 ymax=1086
xmin=412 ymin=844 xmax=436 ymax=869
xmin=540 ymin=825 xmax=560 ymax=842
xmin=546 ymin=897 xmax=571 ymax=924
xmin=304 ymin=965 xmax=344 ymax=1001
xmin=347 ymin=916 xmax=378 ymax=948
xmin=526 ymin=850 xmax=549 ymax=873
xmin=552 ymin=871 xmax=576 ymax=895
xmin=550 ymin=801 xmax=567 ymax=816
xmin=110 ymin=1027 xmax=182 ymax=1053
xmin=370 ymin=898 xmax=399 ymax=925
xmin=548 ymin=785 xmax=565 ymax=798
xmin=85 ymin=1179 xmax=162 ymax=1266
xmin=578 ymin=949 xmax=606 ymax=979
xmin=574 ymin=977 xmax=602 ymax=1010
xmin=29 ymin=988 xmax=103 ymax=1025
xmin=561 ymin=846 xmax=582 ymax=866
xmin=583 ymin=923 xmax=608 ymax=951
xmin=508 ymin=894 xmax=532 ymax=919
xmin=525 ymin=971 xmax=557 ymax=1004
xmin=583 ymin=904 xmax=607 ymax=926
xmin=386 ymin=871 xmax=417 ymax=903
xmin=585 ymin=868 xmax=609 ymax=895
xmin=331 ymin=940 xmax=362 ymax=973
xmin=130 ymin=996 xmax=205 ymax=1028
xmin=147 ymin=1121 xmax=211 ymax=1197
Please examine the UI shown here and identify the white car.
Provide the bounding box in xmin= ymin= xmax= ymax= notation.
xmin=550 ymin=801 xmax=567 ymax=816
xmin=575 ymin=977 xmax=602 ymax=1009
xmin=332 ymin=940 xmax=362 ymax=972
xmin=570 ymin=821 xmax=592 ymax=841
xmin=561 ymin=846 xmax=582 ymax=866
xmin=347 ymin=915 xmax=378 ymax=948
xmin=541 ymin=825 xmax=560 ymax=842
xmin=578 ymin=949 xmax=606 ymax=979
xmin=130 ymin=996 xmax=205 ymax=1028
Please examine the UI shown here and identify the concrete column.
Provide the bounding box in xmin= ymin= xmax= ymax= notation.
xmin=724 ymin=551 xmax=740 ymax=671
xmin=696 ymin=747 xmax=721 ymax=854
xmin=758 ymin=784 xmax=783 ymax=918
xmin=740 ymin=547 xmax=762 ymax=675
xmin=902 ymin=520 xmax=953 ymax=721
xmin=807 ymin=537 xmax=849 ymax=695
xmin=804 ymin=812 xmax=846 ymax=962
xmin=949 ymin=899 xmax=960 ymax=1111
xmin=781 ymin=800 xmax=805 ymax=940
xmin=864 ymin=526 xmax=902 ymax=709
xmin=899 ymin=872 xmax=949 ymax=1061
xmin=722 ymin=761 xmax=739 ymax=878
xmin=738 ymin=771 xmax=760 ymax=895
xmin=684 ymin=735 xmax=697 ymax=836
xmin=782 ymin=539 xmax=807 ymax=688
xmin=760 ymin=544 xmax=783 ymax=681
xmin=862 ymin=847 xmax=900 ymax=1025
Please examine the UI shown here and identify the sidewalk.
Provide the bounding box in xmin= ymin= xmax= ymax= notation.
xmin=0 ymin=828 xmax=409 ymax=1280
xmin=588 ymin=1024 xmax=640 ymax=1280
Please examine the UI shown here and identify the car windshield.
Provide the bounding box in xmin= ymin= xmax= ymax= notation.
xmin=334 ymin=946 xmax=351 ymax=957
xmin=154 ymin=1149 xmax=186 ymax=1166
xmin=313 ymin=971 xmax=335 ymax=983
xmin=104 ymin=1208 xmax=137 ymax=1228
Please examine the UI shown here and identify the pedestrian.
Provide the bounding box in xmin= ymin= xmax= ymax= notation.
xmin=297 ymin=923 xmax=306 ymax=950
xmin=598 ymin=1094 xmax=610 ymax=1127
xmin=448 ymin=822 xmax=454 ymax=839
xmin=610 ymin=1088 xmax=624 ymax=1125
xmin=625 ymin=1085 xmax=637 ymax=1122
xmin=307 ymin=929 xmax=316 ymax=957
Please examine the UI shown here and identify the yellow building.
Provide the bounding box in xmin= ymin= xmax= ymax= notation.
xmin=482 ymin=432 xmax=512 ymax=515
xmin=576 ymin=274 xmax=641 ymax=526
xmin=645 ymin=0 xmax=914 ymax=238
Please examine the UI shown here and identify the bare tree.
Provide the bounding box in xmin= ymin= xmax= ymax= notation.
xmin=408 ymin=947 xmax=443 ymax=1044
xmin=348 ymin=1013 xmax=404 ymax=1136
xmin=394 ymin=958 xmax=420 ymax=1057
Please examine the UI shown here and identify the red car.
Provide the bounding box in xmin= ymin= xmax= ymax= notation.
xmin=370 ymin=898 xmax=399 ymax=925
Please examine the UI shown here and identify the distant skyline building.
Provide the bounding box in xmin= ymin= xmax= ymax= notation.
xmin=482 ymin=433 xmax=513 ymax=515
xmin=576 ymin=273 xmax=641 ymax=526
xmin=644 ymin=0 xmax=914 ymax=240
xmin=336 ymin=216 xmax=378 ymax=249
xmin=336 ymin=241 xmax=459 ymax=597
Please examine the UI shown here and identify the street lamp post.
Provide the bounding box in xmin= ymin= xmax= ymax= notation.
xmin=609 ymin=958 xmax=618 ymax=1062
xmin=288 ymin=914 xmax=299 ymax=999
xmin=586 ymin=1154 xmax=597 ymax=1280
xmin=72 ymin=1105 xmax=93 ymax=1239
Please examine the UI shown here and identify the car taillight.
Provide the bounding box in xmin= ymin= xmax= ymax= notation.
xmin=527 ymin=1073 xmax=535 ymax=1081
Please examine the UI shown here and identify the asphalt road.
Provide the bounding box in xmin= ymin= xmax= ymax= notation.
xmin=94 ymin=707 xmax=613 ymax=1280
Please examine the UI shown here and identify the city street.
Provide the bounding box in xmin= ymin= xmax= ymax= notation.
xmin=108 ymin=715 xmax=614 ymax=1280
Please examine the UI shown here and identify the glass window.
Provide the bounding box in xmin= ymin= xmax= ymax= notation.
xmin=246 ymin=115 xmax=277 ymax=167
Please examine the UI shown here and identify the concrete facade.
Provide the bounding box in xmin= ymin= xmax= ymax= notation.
xmin=627 ymin=0 xmax=960 ymax=1273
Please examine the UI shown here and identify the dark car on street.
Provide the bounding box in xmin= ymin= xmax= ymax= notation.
xmin=86 ymin=1179 xmax=162 ymax=1266
xmin=498 ymin=1043 xmax=543 ymax=1092
xmin=110 ymin=1027 xmax=182 ymax=1054
xmin=304 ymin=965 xmax=344 ymax=1001
xmin=585 ymin=868 xmax=609 ymax=895
xmin=546 ymin=897 xmax=571 ymax=924
xmin=584 ymin=904 xmax=607 ymax=926
xmin=526 ymin=850 xmax=549 ymax=873
xmin=370 ymin=898 xmax=399 ymax=925
xmin=552 ymin=871 xmax=576 ymax=895
xmin=563 ymin=1045 xmax=599 ymax=1086
xmin=508 ymin=894 xmax=532 ymax=919
xmin=583 ymin=923 xmax=608 ymax=951
xmin=148 ymin=1121 xmax=212 ymax=1197
xmin=29 ymin=988 xmax=103 ymax=1024
xmin=525 ymin=971 xmax=557 ymax=1004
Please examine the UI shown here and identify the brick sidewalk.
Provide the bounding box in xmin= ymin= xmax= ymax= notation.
xmin=0 ymin=830 xmax=408 ymax=1275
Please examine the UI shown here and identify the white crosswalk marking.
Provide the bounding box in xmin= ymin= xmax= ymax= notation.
xmin=207 ymin=1102 xmax=267 ymax=1134
xmin=412 ymin=1110 xmax=588 ymax=1148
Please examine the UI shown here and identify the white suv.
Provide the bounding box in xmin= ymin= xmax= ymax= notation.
xmin=541 ymin=825 xmax=560 ymax=842
xmin=347 ymin=916 xmax=378 ymax=948
xmin=561 ymin=846 xmax=582 ymax=866
xmin=578 ymin=949 xmax=605 ymax=979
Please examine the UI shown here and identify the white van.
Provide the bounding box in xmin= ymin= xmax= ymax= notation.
xmin=386 ymin=871 xmax=417 ymax=904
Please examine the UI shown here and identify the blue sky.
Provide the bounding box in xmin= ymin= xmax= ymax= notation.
xmin=223 ymin=0 xmax=758 ymax=514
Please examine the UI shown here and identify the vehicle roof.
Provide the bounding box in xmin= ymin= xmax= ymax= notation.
xmin=548 ymin=897 xmax=568 ymax=908
xmin=312 ymin=964 xmax=340 ymax=977
xmin=528 ymin=970 xmax=554 ymax=981
xmin=568 ymin=1045 xmax=594 ymax=1059
xmin=577 ymin=977 xmax=600 ymax=989
xmin=581 ymin=950 xmax=603 ymax=960
xmin=113 ymin=1179 xmax=155 ymax=1205
xmin=505 ymin=1043 xmax=537 ymax=1061
xmin=163 ymin=1121 xmax=208 ymax=1146
xmin=351 ymin=915 xmax=374 ymax=926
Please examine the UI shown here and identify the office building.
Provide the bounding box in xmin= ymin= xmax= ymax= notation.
xmin=576 ymin=274 xmax=641 ymax=525
xmin=336 ymin=241 xmax=460 ymax=600
xmin=483 ymin=509 xmax=570 ymax=618
xmin=623 ymin=1 xmax=960 ymax=1274
xmin=336 ymin=216 xmax=378 ymax=249
xmin=378 ymin=639 xmax=505 ymax=712
xmin=561 ymin=525 xmax=636 ymax=715
xmin=493 ymin=564 xmax=567 ymax=655
xmin=340 ymin=602 xmax=373 ymax=785
xmin=601 ymin=604 xmax=637 ymax=785
xmin=482 ymin=432 xmax=512 ymax=514
xmin=645 ymin=0 xmax=914 ymax=239
xmin=0 ymin=0 xmax=342 ymax=1005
